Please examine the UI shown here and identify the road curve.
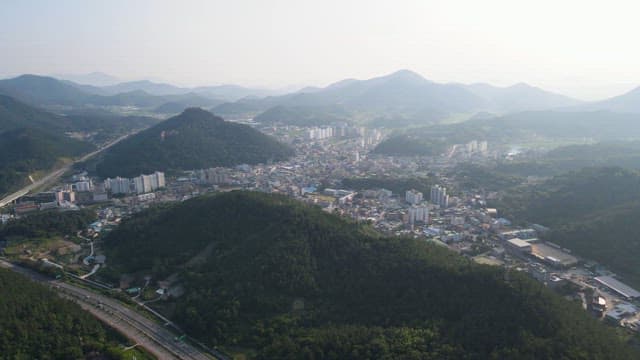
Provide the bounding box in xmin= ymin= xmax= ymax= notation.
xmin=0 ymin=259 xmax=215 ymax=360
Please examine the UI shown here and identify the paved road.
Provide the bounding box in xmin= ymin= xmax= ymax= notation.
xmin=0 ymin=259 xmax=215 ymax=360
xmin=0 ymin=131 xmax=137 ymax=208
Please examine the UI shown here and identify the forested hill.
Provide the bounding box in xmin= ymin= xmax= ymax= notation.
xmin=103 ymin=191 xmax=637 ymax=359
xmin=0 ymin=268 xmax=134 ymax=359
xmin=0 ymin=95 xmax=96 ymax=195
xmin=95 ymin=108 xmax=293 ymax=177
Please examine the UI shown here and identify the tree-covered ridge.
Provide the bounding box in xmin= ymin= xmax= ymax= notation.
xmin=95 ymin=108 xmax=293 ymax=177
xmin=498 ymin=166 xmax=640 ymax=288
xmin=0 ymin=268 xmax=130 ymax=359
xmin=103 ymin=191 xmax=637 ymax=359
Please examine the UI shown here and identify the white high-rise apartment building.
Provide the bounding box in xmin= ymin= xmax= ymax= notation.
xmin=430 ymin=185 xmax=449 ymax=208
xmin=408 ymin=205 xmax=429 ymax=224
xmin=405 ymin=189 xmax=423 ymax=205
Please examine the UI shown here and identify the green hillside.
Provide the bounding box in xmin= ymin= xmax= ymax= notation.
xmin=103 ymin=191 xmax=637 ymax=359
xmin=0 ymin=95 xmax=160 ymax=195
xmin=0 ymin=127 xmax=94 ymax=195
xmin=95 ymin=108 xmax=293 ymax=177
xmin=0 ymin=94 xmax=74 ymax=133
xmin=0 ymin=268 xmax=143 ymax=359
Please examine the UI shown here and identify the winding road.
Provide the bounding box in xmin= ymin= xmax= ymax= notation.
xmin=0 ymin=258 xmax=221 ymax=360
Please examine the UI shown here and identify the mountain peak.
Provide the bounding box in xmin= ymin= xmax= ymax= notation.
xmin=180 ymin=107 xmax=213 ymax=117
xmin=11 ymin=74 xmax=59 ymax=82
xmin=385 ymin=69 xmax=428 ymax=82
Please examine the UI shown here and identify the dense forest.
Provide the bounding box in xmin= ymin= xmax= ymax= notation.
xmin=341 ymin=176 xmax=435 ymax=197
xmin=498 ymin=166 xmax=640 ymax=287
xmin=103 ymin=191 xmax=637 ymax=359
xmin=96 ymin=108 xmax=293 ymax=177
xmin=0 ymin=209 xmax=96 ymax=243
xmin=449 ymin=163 xmax=525 ymax=191
xmin=0 ymin=268 xmax=139 ymax=359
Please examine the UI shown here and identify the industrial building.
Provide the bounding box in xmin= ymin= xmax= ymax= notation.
xmin=506 ymin=238 xmax=532 ymax=254
xmin=595 ymin=276 xmax=640 ymax=300
xmin=530 ymin=243 xmax=578 ymax=268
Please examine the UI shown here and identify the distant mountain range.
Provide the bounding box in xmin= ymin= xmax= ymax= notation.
xmin=0 ymin=75 xmax=226 ymax=113
xmin=2 ymin=70 xmax=640 ymax=125
xmin=58 ymin=75 xmax=282 ymax=101
xmin=55 ymin=71 xmax=121 ymax=86
xmin=212 ymin=70 xmax=593 ymax=126
xmin=95 ymin=108 xmax=293 ymax=177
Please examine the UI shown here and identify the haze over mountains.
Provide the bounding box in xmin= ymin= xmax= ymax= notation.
xmin=2 ymin=69 xmax=640 ymax=123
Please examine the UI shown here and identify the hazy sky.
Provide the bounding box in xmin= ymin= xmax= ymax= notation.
xmin=1 ymin=0 xmax=639 ymax=100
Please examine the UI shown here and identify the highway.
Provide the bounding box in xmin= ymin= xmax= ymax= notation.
xmin=0 ymin=131 xmax=137 ymax=208
xmin=0 ymin=259 xmax=218 ymax=360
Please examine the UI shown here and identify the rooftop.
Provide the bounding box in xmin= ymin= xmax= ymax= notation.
xmin=595 ymin=276 xmax=640 ymax=299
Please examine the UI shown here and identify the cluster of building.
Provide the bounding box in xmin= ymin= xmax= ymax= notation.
xmin=306 ymin=126 xmax=336 ymax=140
xmin=104 ymin=171 xmax=165 ymax=195
xmin=465 ymin=140 xmax=488 ymax=154
xmin=305 ymin=125 xmax=382 ymax=145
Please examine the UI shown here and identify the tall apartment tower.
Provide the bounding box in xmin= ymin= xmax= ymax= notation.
xmin=430 ymin=185 xmax=449 ymax=208
xmin=405 ymin=189 xmax=423 ymax=205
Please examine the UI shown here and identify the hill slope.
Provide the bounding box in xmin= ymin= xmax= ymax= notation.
xmin=576 ymin=86 xmax=640 ymax=113
xmin=0 ymin=94 xmax=75 ymax=132
xmin=0 ymin=268 xmax=135 ymax=359
xmin=103 ymin=191 xmax=637 ymax=358
xmin=375 ymin=111 xmax=640 ymax=156
xmin=95 ymin=108 xmax=293 ymax=177
xmin=465 ymin=82 xmax=581 ymax=112
xmin=0 ymin=95 xmax=99 ymax=195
